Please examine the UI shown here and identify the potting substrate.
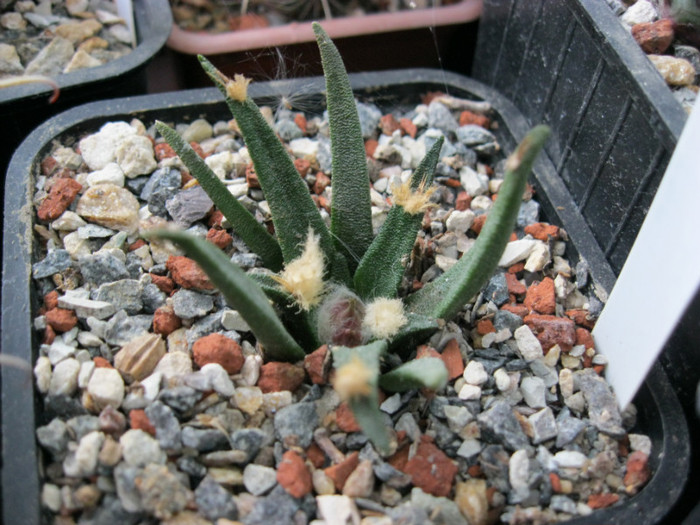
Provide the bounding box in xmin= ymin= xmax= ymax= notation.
xmin=1 ymin=71 xmax=688 ymax=524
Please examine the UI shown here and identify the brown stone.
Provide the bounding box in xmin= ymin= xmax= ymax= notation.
xmin=37 ymin=178 xmax=82 ymax=221
xmin=189 ymin=141 xmax=207 ymax=159
xmin=335 ymin=401 xmax=362 ymax=433
xmin=154 ymin=143 xmax=176 ymax=161
xmin=549 ymin=472 xmax=562 ymax=493
xmin=306 ymin=442 xmax=326 ymax=469
xmin=294 ymin=113 xmax=307 ymax=134
xmin=440 ymin=339 xmax=464 ymax=380
xmin=632 ymin=19 xmax=674 ymax=54
xmin=93 ymin=356 xmax=112 ymax=368
xmin=277 ymin=450 xmax=312 ymax=498
xmin=624 ymin=451 xmax=650 ymax=494
xmin=206 ymin=228 xmax=233 ymax=250
xmin=476 ymin=319 xmax=495 ymax=335
xmin=152 ymin=306 xmax=182 ymax=337
xmin=524 ymin=277 xmax=556 ymax=315
xmin=505 ymin=273 xmax=527 ymax=295
xmin=192 ymin=333 xmax=244 ymax=374
xmin=150 ymin=274 xmax=175 ymax=295
xmin=524 ymin=222 xmax=560 ymax=241
xmin=501 ymin=303 xmax=529 ymax=318
xmin=208 ymin=209 xmax=225 ymax=228
xmin=41 ymin=156 xmax=58 ymax=176
xmin=313 ymin=171 xmax=331 ymax=195
xmin=114 ymin=333 xmax=166 ymax=381
xmin=294 ymin=158 xmax=311 ymax=178
xmin=324 ymin=451 xmax=360 ymax=492
xmin=416 ymin=345 xmax=441 ymax=360
xmin=459 ymin=110 xmax=490 ymax=128
xmin=129 ymin=409 xmax=156 ymax=435
xmin=398 ymin=435 xmax=458 ymax=497
xmin=399 ymin=117 xmax=417 ymax=138
xmin=587 ymin=492 xmax=620 ymax=509
xmin=365 ymin=139 xmax=378 ymax=158
xmin=228 ymin=12 xmax=268 ymax=31
xmin=43 ymin=325 xmax=56 ymax=345
xmin=45 ymin=308 xmax=78 ymax=333
xmin=128 ymin=239 xmax=147 ymax=252
xmin=566 ymin=308 xmax=596 ymax=330
xmin=380 ymin=114 xmax=401 ymax=136
xmin=575 ymin=327 xmax=595 ymax=350
xmin=455 ymin=191 xmax=471 ymax=211
xmin=245 ymin=163 xmax=260 ymax=189
xmin=166 ymin=255 xmax=215 ymax=291
xmin=44 ymin=290 xmax=59 ymax=310
xmin=257 ymin=362 xmax=305 ymax=393
xmin=524 ymin=313 xmax=576 ymax=351
xmin=471 ymin=214 xmax=486 ymax=234
xmin=304 ymin=344 xmax=330 ymax=385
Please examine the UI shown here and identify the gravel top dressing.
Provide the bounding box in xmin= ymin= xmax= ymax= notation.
xmin=30 ymin=88 xmax=651 ymax=524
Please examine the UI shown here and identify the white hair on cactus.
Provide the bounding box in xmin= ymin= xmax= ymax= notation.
xmin=272 ymin=227 xmax=325 ymax=310
xmin=362 ymin=297 xmax=407 ymax=340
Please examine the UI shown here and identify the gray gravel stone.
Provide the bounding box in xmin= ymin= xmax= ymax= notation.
xmin=427 ymin=101 xmax=458 ymax=134
xmin=231 ymin=428 xmax=266 ymax=464
xmin=274 ymin=402 xmax=318 ymax=448
xmin=37 ymin=418 xmax=70 ymax=459
xmin=158 ymin=385 xmax=200 ymax=414
xmin=356 ymin=101 xmax=382 ymax=139
xmin=477 ymin=400 xmax=530 ymax=451
xmin=33 ymin=249 xmax=73 ymax=279
xmin=141 ymin=167 xmax=181 ymax=217
xmin=243 ymin=464 xmax=277 ymax=496
xmin=456 ymin=124 xmax=495 ymax=145
xmin=577 ymin=369 xmax=625 ymax=437
xmin=103 ymin=310 xmax=151 ymax=346
xmin=144 ymin=400 xmax=182 ymax=452
xmin=195 ymin=476 xmax=238 ymax=521
xmin=79 ymin=251 xmax=130 ymax=286
xmin=411 ymin=487 xmax=467 ymax=525
xmin=172 ymin=289 xmax=215 ymax=320
xmin=93 ymin=279 xmax=143 ymax=315
xmin=166 ymin=185 xmax=213 ymax=228
xmin=528 ymin=407 xmax=557 ymax=445
xmin=483 ymin=272 xmax=509 ymax=306
xmin=181 ymin=427 xmax=229 ymax=452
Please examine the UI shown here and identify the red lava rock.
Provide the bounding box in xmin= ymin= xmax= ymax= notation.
xmin=154 ymin=142 xmax=176 ymax=161
xmin=587 ymin=492 xmax=620 ymax=509
xmin=566 ymin=308 xmax=596 ymax=329
xmin=398 ymin=435 xmax=458 ymax=497
xmin=129 ymin=409 xmax=156 ymax=436
xmin=294 ymin=158 xmax=311 ymax=177
xmin=624 ymin=451 xmax=650 ymax=494
xmin=324 ymin=451 xmax=360 ymax=492
xmin=508 ymin=262 xmax=525 ymax=274
xmin=380 ymin=114 xmax=401 ymax=136
xmin=505 ymin=273 xmax=527 ymax=295
xmin=524 ymin=222 xmax=560 ymax=241
xmin=166 ymin=255 xmax=215 ymax=291
xmin=257 ymin=362 xmax=305 ymax=393
xmin=632 ymin=19 xmax=674 ymax=54
xmin=150 ymin=274 xmax=176 ymax=295
xmin=318 ymin=195 xmax=331 ymax=213
xmin=128 ymin=239 xmax=147 ymax=252
xmin=335 ymin=402 xmax=362 ymax=433
xmin=93 ymin=356 xmax=112 ymax=368
xmin=208 ymin=209 xmax=225 ymax=228
xmin=399 ymin=117 xmax=417 ymax=138
xmin=470 ymin=214 xmax=487 ymax=234
xmin=416 ymin=345 xmax=441 ymax=360
xmin=525 ymin=314 xmax=576 ymax=351
xmin=467 ymin=464 xmax=482 ymax=477
xmin=152 ymin=306 xmax=182 ymax=337
xmin=307 ymin=442 xmax=326 ymax=469
xmin=549 ymin=472 xmax=562 ymax=493
xmin=180 ymin=170 xmax=194 ymax=186
xmin=304 ymin=344 xmax=330 ymax=385
xmin=189 ymin=141 xmax=207 ymax=159
xmin=277 ymin=450 xmax=312 ymax=498
xmin=41 ymin=156 xmax=58 ymax=176
xmin=454 ymin=192 xmax=471 ymax=212
xmin=192 ymin=333 xmax=244 ymax=374
xmin=365 ymin=139 xmax=378 ymax=158
xmin=440 ymin=339 xmax=464 ymax=380
xmin=245 ymin=163 xmax=260 ymax=189
xmin=459 ymin=110 xmax=490 ymax=128
xmin=43 ymin=325 xmax=56 ymax=345
xmin=476 ymin=319 xmax=496 ymax=335
xmin=44 ymin=290 xmax=59 ymax=310
xmin=444 ymin=178 xmax=462 ymax=189
xmin=524 ymin=277 xmax=556 ymax=315
xmin=206 ymin=228 xmax=233 ymax=250
xmin=44 ymin=308 xmax=78 ymax=333
xmin=229 ymin=12 xmax=268 ymax=30
xmin=576 ymin=327 xmax=595 ymax=350
xmin=37 ymin=178 xmax=82 ymax=221
xmin=313 ymin=171 xmax=331 ymax=195
xmin=501 ymin=303 xmax=529 ymax=318
xmin=293 ymin=113 xmax=307 ymax=134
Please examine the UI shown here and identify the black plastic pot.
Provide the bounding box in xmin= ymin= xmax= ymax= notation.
xmin=0 ymin=0 xmax=172 ymax=191
xmin=473 ymin=1 xmax=700 ymax=517
xmin=1 ymin=69 xmax=690 ymax=525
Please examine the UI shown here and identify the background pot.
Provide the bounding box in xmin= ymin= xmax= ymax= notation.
xmin=0 ymin=0 xmax=172 ymax=192
xmin=1 ymin=69 xmax=690 ymax=525
xmin=472 ymin=1 xmax=698 ymax=518
xmin=160 ymin=1 xmax=482 ymax=89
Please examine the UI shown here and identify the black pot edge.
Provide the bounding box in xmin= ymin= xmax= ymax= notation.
xmin=0 ymin=0 xmax=172 ymax=105
xmin=1 ymin=68 xmax=690 ymax=525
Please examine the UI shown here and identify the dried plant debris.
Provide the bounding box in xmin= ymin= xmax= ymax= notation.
xmin=31 ymin=91 xmax=650 ymax=523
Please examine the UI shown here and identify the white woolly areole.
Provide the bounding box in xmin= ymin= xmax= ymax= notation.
xmin=274 ymin=227 xmax=325 ymax=310
xmin=362 ymin=298 xmax=407 ymax=340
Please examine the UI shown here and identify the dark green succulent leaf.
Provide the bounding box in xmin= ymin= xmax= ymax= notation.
xmin=379 ymin=357 xmax=448 ymax=393
xmin=197 ymin=55 xmax=346 ymax=282
xmin=406 ymin=125 xmax=551 ymax=321
xmin=386 ymin=312 xmax=441 ymax=357
xmin=332 ymin=341 xmax=390 ymax=454
xmin=144 ymin=229 xmax=305 ymax=362
xmin=353 ymin=137 xmax=444 ymax=300
xmin=155 ymin=121 xmax=283 ymax=272
xmin=313 ymin=22 xmax=373 ymax=273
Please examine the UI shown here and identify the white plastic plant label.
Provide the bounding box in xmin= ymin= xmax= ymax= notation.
xmin=115 ymin=0 xmax=136 ymax=47
xmin=593 ymin=103 xmax=700 ymax=409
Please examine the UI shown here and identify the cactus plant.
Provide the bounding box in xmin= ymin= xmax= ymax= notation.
xmin=147 ymin=22 xmax=550 ymax=453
